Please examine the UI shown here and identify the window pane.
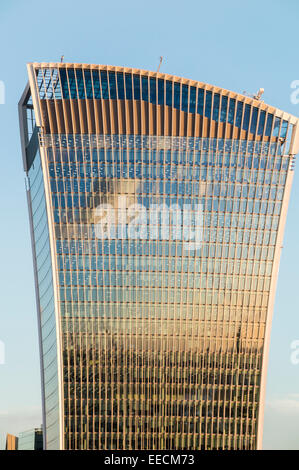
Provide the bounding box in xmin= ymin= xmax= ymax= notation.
xmin=141 ymin=76 xmax=148 ymax=101
xmin=273 ymin=117 xmax=280 ymax=137
xmin=92 ymin=70 xmax=101 ymax=99
xmin=133 ymin=75 xmax=140 ymax=100
xmin=280 ymin=120 xmax=288 ymax=139
xmin=100 ymin=71 xmax=109 ymax=99
xmin=197 ymin=88 xmax=204 ymax=115
xmin=243 ymin=104 xmax=250 ymax=131
xmin=236 ymin=101 xmax=243 ymax=127
xmin=265 ymin=114 xmax=273 ymax=136
xmin=117 ymin=73 xmax=125 ymax=100
xmin=250 ymin=107 xmax=258 ymax=134
xmin=149 ymin=77 xmax=156 ymax=104
xmin=258 ymin=111 xmax=266 ymax=135
xmin=108 ymin=71 xmax=116 ymax=99
xmin=174 ymin=82 xmax=180 ymax=109
xmin=189 ymin=87 xmax=196 ymax=114
xmin=220 ymin=96 xmax=228 ymax=122
xmin=182 ymin=84 xmax=188 ymax=112
xmin=205 ymin=91 xmax=212 ymax=118
xmin=228 ymin=98 xmax=235 ymax=124
xmin=166 ymin=81 xmax=173 ymax=107
xmin=158 ymin=79 xmax=164 ymax=105
xmin=125 ymin=74 xmax=133 ymax=100
xmin=212 ymin=93 xmax=220 ymax=121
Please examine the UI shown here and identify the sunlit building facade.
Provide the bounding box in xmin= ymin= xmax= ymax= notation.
xmin=5 ymin=434 xmax=18 ymax=450
xmin=19 ymin=63 xmax=298 ymax=450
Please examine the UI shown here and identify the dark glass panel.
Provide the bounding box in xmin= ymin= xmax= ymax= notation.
xmin=220 ymin=95 xmax=228 ymax=122
xmin=108 ymin=71 xmax=117 ymax=99
xmin=150 ymin=77 xmax=156 ymax=104
xmin=258 ymin=111 xmax=266 ymax=135
xmin=228 ymin=98 xmax=235 ymax=124
xmin=174 ymin=82 xmax=181 ymax=109
xmin=117 ymin=72 xmax=125 ymax=100
xmin=182 ymin=84 xmax=189 ymax=112
xmin=166 ymin=81 xmax=173 ymax=107
xmin=83 ymin=70 xmax=93 ymax=99
xmin=205 ymin=91 xmax=212 ymax=118
xmin=212 ymin=93 xmax=220 ymax=122
xmin=125 ymin=74 xmax=133 ymax=100
xmin=265 ymin=114 xmax=273 ymax=136
xmin=68 ymin=69 xmax=77 ymax=99
xmin=197 ymin=89 xmax=204 ymax=115
xmin=59 ymin=69 xmax=69 ymax=99
xmin=100 ymin=71 xmax=109 ymax=99
xmin=158 ymin=79 xmax=164 ymax=105
xmin=236 ymin=101 xmax=243 ymax=128
xmin=243 ymin=104 xmax=251 ymax=131
xmin=133 ymin=75 xmax=140 ymax=100
xmin=75 ymin=69 xmax=85 ymax=99
xmin=189 ymin=87 xmax=196 ymax=114
xmin=250 ymin=107 xmax=258 ymax=134
xmin=92 ymin=70 xmax=101 ymax=99
xmin=141 ymin=76 xmax=148 ymax=101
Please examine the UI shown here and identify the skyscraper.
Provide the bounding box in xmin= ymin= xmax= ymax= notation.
xmin=19 ymin=63 xmax=299 ymax=450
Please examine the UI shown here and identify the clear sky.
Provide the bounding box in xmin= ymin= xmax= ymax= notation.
xmin=0 ymin=0 xmax=299 ymax=450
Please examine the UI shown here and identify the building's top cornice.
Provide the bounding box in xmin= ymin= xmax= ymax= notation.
xmin=28 ymin=62 xmax=299 ymax=124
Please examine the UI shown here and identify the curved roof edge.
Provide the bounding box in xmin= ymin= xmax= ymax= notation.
xmin=28 ymin=62 xmax=299 ymax=125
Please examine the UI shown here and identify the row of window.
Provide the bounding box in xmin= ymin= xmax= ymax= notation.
xmin=61 ymin=319 xmax=264 ymax=338
xmin=51 ymin=194 xmax=282 ymax=217
xmin=47 ymin=148 xmax=288 ymax=170
xmin=64 ymin=435 xmax=255 ymax=450
xmin=59 ymin=303 xmax=267 ymax=323
xmin=50 ymin=179 xmax=285 ymax=201
xmin=48 ymin=162 xmax=287 ymax=183
xmin=58 ymin=287 xmax=268 ymax=307
xmin=54 ymin=211 xmax=279 ymax=234
xmin=58 ymin=271 xmax=271 ymax=291
xmin=63 ymin=420 xmax=257 ymax=436
xmin=55 ymin=239 xmax=275 ymax=260
xmin=57 ymin=254 xmax=274 ymax=273
xmin=44 ymin=134 xmax=280 ymax=156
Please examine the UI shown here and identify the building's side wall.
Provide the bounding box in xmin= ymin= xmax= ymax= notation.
xmin=5 ymin=434 xmax=18 ymax=450
xmin=27 ymin=150 xmax=60 ymax=449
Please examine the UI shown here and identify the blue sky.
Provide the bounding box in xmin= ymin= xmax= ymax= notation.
xmin=0 ymin=0 xmax=299 ymax=449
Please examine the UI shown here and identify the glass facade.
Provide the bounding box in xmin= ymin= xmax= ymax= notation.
xmin=17 ymin=429 xmax=43 ymax=450
xmin=20 ymin=64 xmax=298 ymax=450
xmin=27 ymin=151 xmax=60 ymax=449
